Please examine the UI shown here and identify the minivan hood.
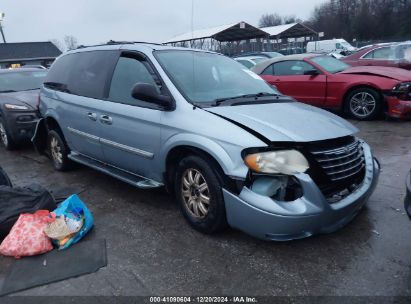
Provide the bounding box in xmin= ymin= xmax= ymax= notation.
xmin=339 ymin=66 xmax=411 ymax=81
xmin=207 ymin=102 xmax=357 ymax=142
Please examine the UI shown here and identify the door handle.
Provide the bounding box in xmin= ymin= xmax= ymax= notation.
xmin=87 ymin=112 xmax=97 ymax=121
xmin=100 ymin=115 xmax=113 ymax=125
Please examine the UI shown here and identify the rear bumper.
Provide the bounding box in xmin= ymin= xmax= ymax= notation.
xmin=4 ymin=110 xmax=39 ymax=143
xmin=385 ymin=96 xmax=411 ymax=119
xmin=405 ymin=171 xmax=411 ymax=220
xmin=223 ymin=143 xmax=380 ymax=241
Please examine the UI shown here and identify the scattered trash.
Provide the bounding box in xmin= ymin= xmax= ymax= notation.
xmin=0 ymin=210 xmax=54 ymax=258
xmin=46 ymin=194 xmax=93 ymax=250
xmin=390 ymin=207 xmax=402 ymax=212
xmin=371 ymin=229 xmax=381 ymax=236
xmin=0 ymin=165 xmax=56 ymax=240
xmin=0 ymin=185 xmax=56 ymax=240
xmin=0 ymin=164 xmax=93 ymax=258
xmin=44 ymin=214 xmax=82 ymax=241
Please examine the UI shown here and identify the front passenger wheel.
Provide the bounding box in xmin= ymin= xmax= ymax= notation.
xmin=47 ymin=130 xmax=71 ymax=171
xmin=345 ymin=88 xmax=382 ymax=120
xmin=0 ymin=118 xmax=16 ymax=150
xmin=175 ymin=155 xmax=228 ymax=234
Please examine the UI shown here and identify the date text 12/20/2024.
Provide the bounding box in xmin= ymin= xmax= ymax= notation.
xmin=149 ymin=297 xmax=258 ymax=303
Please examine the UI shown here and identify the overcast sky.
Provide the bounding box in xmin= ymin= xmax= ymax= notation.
xmin=0 ymin=0 xmax=327 ymax=46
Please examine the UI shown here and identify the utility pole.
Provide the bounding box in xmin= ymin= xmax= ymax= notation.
xmin=0 ymin=13 xmax=6 ymax=43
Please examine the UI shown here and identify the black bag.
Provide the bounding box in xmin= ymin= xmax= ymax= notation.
xmin=0 ymin=166 xmax=12 ymax=187
xmin=0 ymin=184 xmax=57 ymax=240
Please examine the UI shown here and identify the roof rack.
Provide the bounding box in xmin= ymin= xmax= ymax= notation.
xmin=76 ymin=40 xmax=164 ymax=50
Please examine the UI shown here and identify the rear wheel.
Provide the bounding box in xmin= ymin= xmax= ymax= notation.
xmin=47 ymin=130 xmax=71 ymax=171
xmin=0 ymin=118 xmax=16 ymax=150
xmin=345 ymin=88 xmax=382 ymax=120
xmin=174 ymin=155 xmax=228 ymax=234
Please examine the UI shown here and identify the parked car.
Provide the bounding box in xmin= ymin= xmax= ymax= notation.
xmin=278 ymin=47 xmax=305 ymax=56
xmin=233 ymin=52 xmax=283 ymax=59
xmin=307 ymin=39 xmax=356 ymax=55
xmin=405 ymin=170 xmax=411 ymax=219
xmin=309 ymin=51 xmax=346 ymax=59
xmin=252 ymin=54 xmax=411 ymax=120
xmin=20 ymin=65 xmax=47 ymax=70
xmin=33 ymin=43 xmax=380 ymax=241
xmin=234 ymin=56 xmax=267 ymax=69
xmin=0 ymin=68 xmax=48 ymax=149
xmin=342 ymin=42 xmax=411 ymax=70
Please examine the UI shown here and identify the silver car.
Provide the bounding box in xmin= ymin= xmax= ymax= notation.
xmin=33 ymin=42 xmax=380 ymax=241
xmin=234 ymin=56 xmax=268 ymax=69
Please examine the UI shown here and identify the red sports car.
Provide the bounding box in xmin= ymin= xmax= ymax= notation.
xmin=342 ymin=43 xmax=411 ymax=70
xmin=252 ymin=54 xmax=411 ymax=120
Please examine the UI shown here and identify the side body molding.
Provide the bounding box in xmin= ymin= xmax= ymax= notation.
xmin=67 ymin=127 xmax=154 ymax=159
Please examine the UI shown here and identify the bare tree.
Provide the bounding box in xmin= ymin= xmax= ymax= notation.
xmin=309 ymin=0 xmax=411 ymax=42
xmin=50 ymin=39 xmax=65 ymax=52
xmin=283 ymin=15 xmax=299 ymax=24
xmin=64 ymin=35 xmax=78 ymax=51
xmin=259 ymin=13 xmax=282 ymax=28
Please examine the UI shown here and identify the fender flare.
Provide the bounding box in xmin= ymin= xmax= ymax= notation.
xmin=159 ymin=133 xmax=248 ymax=179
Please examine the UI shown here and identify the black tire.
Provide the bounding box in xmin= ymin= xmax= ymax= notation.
xmin=47 ymin=129 xmax=71 ymax=171
xmin=0 ymin=118 xmax=16 ymax=150
xmin=174 ymin=155 xmax=228 ymax=234
xmin=345 ymin=87 xmax=382 ymax=120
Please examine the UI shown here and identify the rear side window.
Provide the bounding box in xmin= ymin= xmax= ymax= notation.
xmin=45 ymin=51 xmax=118 ymax=99
xmin=363 ymin=47 xmax=392 ymax=59
xmin=261 ymin=64 xmax=274 ymax=75
xmin=237 ymin=60 xmax=253 ymax=69
xmin=273 ymin=61 xmax=315 ymax=76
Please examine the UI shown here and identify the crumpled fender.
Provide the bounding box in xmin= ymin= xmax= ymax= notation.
xmin=159 ymin=133 xmax=249 ymax=179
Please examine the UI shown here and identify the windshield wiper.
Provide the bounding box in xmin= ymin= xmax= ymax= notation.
xmin=21 ymin=88 xmax=40 ymax=91
xmin=213 ymin=92 xmax=280 ymax=106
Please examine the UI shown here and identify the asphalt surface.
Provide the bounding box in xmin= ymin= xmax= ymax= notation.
xmin=0 ymin=119 xmax=410 ymax=297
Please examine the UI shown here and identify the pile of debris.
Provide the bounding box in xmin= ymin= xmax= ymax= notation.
xmin=0 ymin=165 xmax=106 ymax=296
xmin=0 ymin=166 xmax=94 ymax=258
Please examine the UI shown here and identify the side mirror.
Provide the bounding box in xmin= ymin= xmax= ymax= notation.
xmin=304 ymin=69 xmax=320 ymax=76
xmin=131 ymin=83 xmax=172 ymax=109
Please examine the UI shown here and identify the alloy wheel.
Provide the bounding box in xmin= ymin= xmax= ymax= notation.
xmin=181 ymin=168 xmax=210 ymax=219
xmin=350 ymin=92 xmax=376 ymax=118
xmin=0 ymin=122 xmax=8 ymax=147
xmin=50 ymin=136 xmax=63 ymax=164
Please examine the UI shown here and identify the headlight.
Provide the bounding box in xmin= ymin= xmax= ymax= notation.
xmin=392 ymin=82 xmax=411 ymax=100
xmin=4 ymin=104 xmax=29 ymax=110
xmin=244 ymin=150 xmax=309 ymax=175
xmin=392 ymin=82 xmax=411 ymax=92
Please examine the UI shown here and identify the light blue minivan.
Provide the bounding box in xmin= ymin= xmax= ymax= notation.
xmin=33 ymin=42 xmax=380 ymax=240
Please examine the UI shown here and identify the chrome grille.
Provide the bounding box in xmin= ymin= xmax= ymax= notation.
xmin=311 ymin=140 xmax=365 ymax=182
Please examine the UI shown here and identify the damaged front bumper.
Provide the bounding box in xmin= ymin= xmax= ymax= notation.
xmin=223 ymin=142 xmax=380 ymax=241
xmin=385 ymin=96 xmax=411 ymax=119
xmin=4 ymin=110 xmax=39 ymax=144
